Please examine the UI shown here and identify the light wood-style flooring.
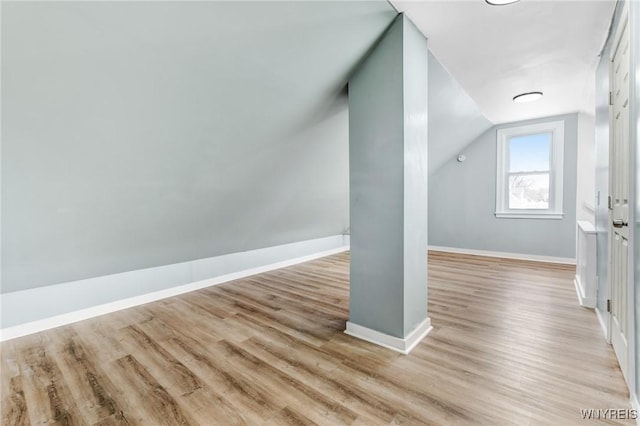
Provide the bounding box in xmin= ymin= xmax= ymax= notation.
xmin=1 ymin=251 xmax=632 ymax=425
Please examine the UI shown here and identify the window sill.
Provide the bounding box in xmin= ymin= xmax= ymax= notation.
xmin=495 ymin=212 xmax=564 ymax=220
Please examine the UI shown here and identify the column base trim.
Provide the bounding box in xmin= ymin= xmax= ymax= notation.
xmin=344 ymin=317 xmax=432 ymax=355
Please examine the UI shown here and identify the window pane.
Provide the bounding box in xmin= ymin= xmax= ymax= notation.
xmin=508 ymin=173 xmax=549 ymax=209
xmin=509 ymin=133 xmax=551 ymax=172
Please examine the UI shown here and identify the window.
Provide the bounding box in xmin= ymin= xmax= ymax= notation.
xmin=495 ymin=120 xmax=564 ymax=219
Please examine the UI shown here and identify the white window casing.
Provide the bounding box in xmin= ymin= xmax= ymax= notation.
xmin=495 ymin=120 xmax=565 ymax=219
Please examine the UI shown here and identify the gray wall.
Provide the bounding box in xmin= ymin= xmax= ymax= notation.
xmin=349 ymin=14 xmax=405 ymax=337
xmin=402 ymin=17 xmax=429 ymax=336
xmin=429 ymin=113 xmax=578 ymax=259
xmin=576 ymin=112 xmax=596 ymax=223
xmin=427 ymin=52 xmax=492 ymax=175
xmin=349 ymin=14 xmax=429 ymax=338
xmin=1 ymin=1 xmax=397 ymax=293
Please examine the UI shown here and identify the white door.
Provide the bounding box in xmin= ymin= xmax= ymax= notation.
xmin=609 ymin=14 xmax=630 ymax=386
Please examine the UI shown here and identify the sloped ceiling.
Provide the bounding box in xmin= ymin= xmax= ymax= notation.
xmin=394 ymin=0 xmax=616 ymax=124
xmin=1 ymin=1 xmax=397 ymax=291
xmin=7 ymin=0 xmax=600 ymax=289
xmin=428 ymin=52 xmax=492 ymax=173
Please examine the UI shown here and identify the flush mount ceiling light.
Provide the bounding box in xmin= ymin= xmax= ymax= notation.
xmin=513 ymin=92 xmax=543 ymax=103
xmin=485 ymin=0 xmax=520 ymax=5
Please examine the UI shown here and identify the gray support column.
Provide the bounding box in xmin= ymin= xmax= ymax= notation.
xmin=346 ymin=14 xmax=430 ymax=354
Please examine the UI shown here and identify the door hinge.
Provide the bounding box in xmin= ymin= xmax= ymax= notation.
xmin=608 ymin=195 xmax=613 ymax=210
xmin=607 ymin=299 xmax=612 ymax=313
xmin=609 ymin=91 xmax=614 ymax=106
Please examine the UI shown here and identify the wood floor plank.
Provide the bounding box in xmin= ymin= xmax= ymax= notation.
xmin=263 ymin=406 xmax=319 ymax=426
xmin=1 ymin=251 xmax=633 ymax=425
xmin=1 ymin=375 xmax=30 ymax=426
xmin=110 ymin=354 xmax=195 ymax=425
xmin=17 ymin=334 xmax=82 ymax=425
xmin=144 ymin=319 xmax=286 ymax=424
xmin=47 ymin=328 xmax=131 ymax=425
xmin=209 ymin=339 xmax=359 ymax=425
xmin=117 ymin=325 xmax=203 ymax=396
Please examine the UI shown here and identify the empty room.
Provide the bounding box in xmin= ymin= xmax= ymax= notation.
xmin=1 ymin=0 xmax=640 ymax=424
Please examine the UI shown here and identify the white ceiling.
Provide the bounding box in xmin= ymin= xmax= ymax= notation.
xmin=391 ymin=0 xmax=616 ymax=124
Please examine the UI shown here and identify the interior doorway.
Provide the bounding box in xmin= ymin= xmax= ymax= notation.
xmin=608 ymin=7 xmax=631 ymax=387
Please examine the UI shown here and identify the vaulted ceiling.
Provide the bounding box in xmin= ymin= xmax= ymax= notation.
xmin=1 ymin=1 xmax=397 ymax=290
xmin=392 ymin=0 xmax=617 ymax=124
xmin=2 ymin=0 xmax=619 ymax=291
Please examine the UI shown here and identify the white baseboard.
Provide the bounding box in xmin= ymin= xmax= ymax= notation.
xmin=0 ymin=235 xmax=349 ymax=342
xmin=596 ymin=306 xmax=609 ymax=342
xmin=428 ymin=245 xmax=576 ymax=265
xmin=344 ymin=317 xmax=432 ymax=355
xmin=573 ymin=276 xmax=596 ymax=308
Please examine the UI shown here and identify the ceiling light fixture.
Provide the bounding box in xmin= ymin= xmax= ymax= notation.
xmin=485 ymin=0 xmax=520 ymax=5
xmin=513 ymin=92 xmax=543 ymax=103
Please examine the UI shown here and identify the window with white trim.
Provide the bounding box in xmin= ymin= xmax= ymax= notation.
xmin=495 ymin=120 xmax=564 ymax=219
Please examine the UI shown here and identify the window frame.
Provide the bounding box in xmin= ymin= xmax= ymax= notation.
xmin=495 ymin=120 xmax=565 ymax=219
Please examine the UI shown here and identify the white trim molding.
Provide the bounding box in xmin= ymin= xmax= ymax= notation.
xmin=428 ymin=245 xmax=576 ymax=265
xmin=495 ymin=120 xmax=565 ymax=219
xmin=573 ymin=277 xmax=596 ymax=308
xmin=574 ymin=220 xmax=597 ymax=308
xmin=1 ymin=235 xmax=350 ymax=342
xmin=631 ymin=393 xmax=640 ymax=426
xmin=596 ymin=306 xmax=610 ymax=342
xmin=495 ymin=212 xmax=563 ymax=220
xmin=582 ymin=201 xmax=596 ymax=215
xmin=344 ymin=317 xmax=432 ymax=355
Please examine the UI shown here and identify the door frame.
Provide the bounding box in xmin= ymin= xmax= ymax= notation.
xmin=629 ymin=0 xmax=640 ymax=407
xmin=606 ymin=0 xmax=636 ymax=398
